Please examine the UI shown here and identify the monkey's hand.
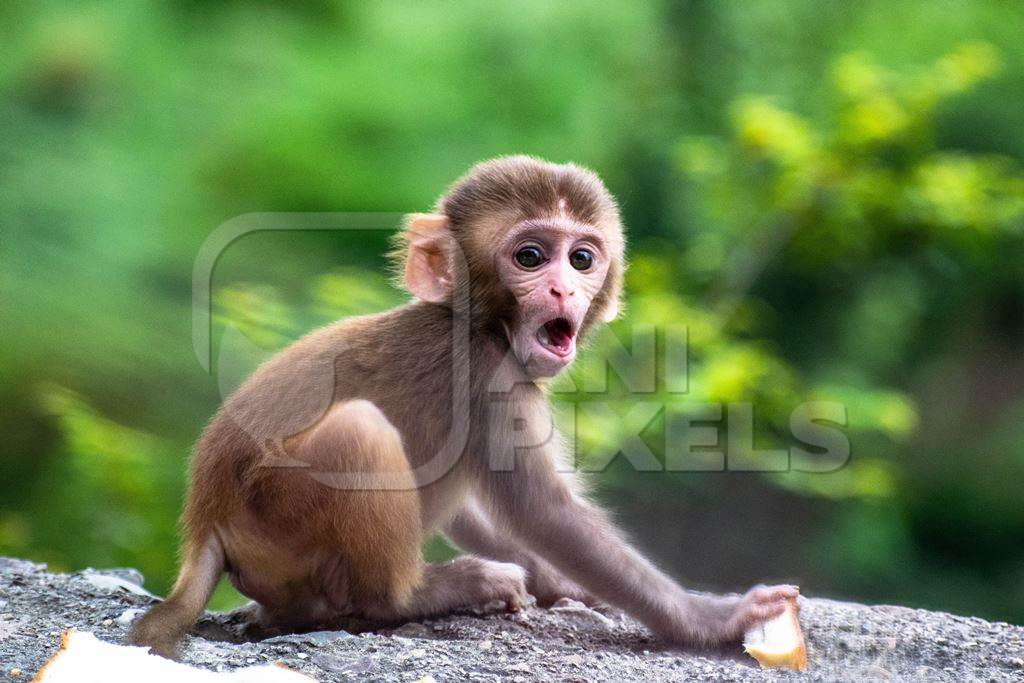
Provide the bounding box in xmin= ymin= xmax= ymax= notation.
xmin=718 ymin=584 xmax=800 ymax=643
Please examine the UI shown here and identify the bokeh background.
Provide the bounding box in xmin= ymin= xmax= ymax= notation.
xmin=3 ymin=1 xmax=1024 ymax=622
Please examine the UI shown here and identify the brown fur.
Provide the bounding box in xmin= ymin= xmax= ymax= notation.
xmin=130 ymin=156 xmax=796 ymax=659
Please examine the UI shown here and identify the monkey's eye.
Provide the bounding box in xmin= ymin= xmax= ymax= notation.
xmin=514 ymin=246 xmax=544 ymax=269
xmin=569 ymin=248 xmax=594 ymax=271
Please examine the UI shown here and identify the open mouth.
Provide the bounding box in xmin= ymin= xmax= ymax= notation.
xmin=536 ymin=317 xmax=576 ymax=357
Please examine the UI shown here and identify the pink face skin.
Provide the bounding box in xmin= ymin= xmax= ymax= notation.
xmin=495 ymin=215 xmax=611 ymax=378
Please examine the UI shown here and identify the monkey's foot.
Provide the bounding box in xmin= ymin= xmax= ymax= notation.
xmin=455 ymin=558 xmax=530 ymax=613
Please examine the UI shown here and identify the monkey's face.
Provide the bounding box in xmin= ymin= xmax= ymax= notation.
xmin=495 ymin=215 xmax=612 ymax=378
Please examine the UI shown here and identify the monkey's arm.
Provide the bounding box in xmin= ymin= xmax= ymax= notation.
xmin=444 ymin=498 xmax=595 ymax=606
xmin=479 ymin=446 xmax=796 ymax=646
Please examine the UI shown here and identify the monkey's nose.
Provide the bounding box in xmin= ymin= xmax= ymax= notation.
xmin=550 ymin=286 xmax=575 ymax=298
xmin=549 ymin=278 xmax=575 ymax=298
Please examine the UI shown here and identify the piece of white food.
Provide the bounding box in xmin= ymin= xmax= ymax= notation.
xmin=33 ymin=629 xmax=316 ymax=683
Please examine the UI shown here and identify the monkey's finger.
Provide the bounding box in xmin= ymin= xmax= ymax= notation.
xmin=504 ymin=587 xmax=528 ymax=613
xmin=745 ymin=601 xmax=788 ymax=625
xmin=727 ymin=597 xmax=788 ymax=635
xmin=759 ymin=585 xmax=799 ymax=602
xmin=748 ymin=585 xmax=798 ymax=604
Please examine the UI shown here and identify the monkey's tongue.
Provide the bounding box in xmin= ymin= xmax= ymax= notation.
xmin=539 ymin=318 xmax=574 ymax=354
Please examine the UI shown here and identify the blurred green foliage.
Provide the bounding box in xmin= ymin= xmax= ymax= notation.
xmin=2 ymin=1 xmax=1024 ymax=621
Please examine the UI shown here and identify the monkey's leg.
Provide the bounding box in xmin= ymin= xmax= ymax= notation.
xmin=129 ymin=533 xmax=224 ymax=659
xmin=280 ymin=400 xmax=425 ymax=615
xmin=446 ymin=500 xmax=597 ymax=606
xmin=286 ymin=401 xmax=526 ymax=622
xmin=359 ymin=556 xmax=528 ymax=622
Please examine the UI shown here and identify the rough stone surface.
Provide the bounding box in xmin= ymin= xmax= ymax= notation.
xmin=2 ymin=557 xmax=1023 ymax=682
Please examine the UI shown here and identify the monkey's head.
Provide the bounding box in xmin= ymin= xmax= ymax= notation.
xmin=394 ymin=156 xmax=625 ymax=378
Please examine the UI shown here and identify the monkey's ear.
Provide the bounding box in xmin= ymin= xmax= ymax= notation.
xmin=402 ymin=213 xmax=452 ymax=303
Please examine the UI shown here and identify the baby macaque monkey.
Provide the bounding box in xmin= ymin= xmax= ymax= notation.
xmin=130 ymin=156 xmax=798 ymax=659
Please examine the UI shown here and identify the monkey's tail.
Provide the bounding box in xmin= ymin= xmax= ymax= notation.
xmin=129 ymin=533 xmax=224 ymax=659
